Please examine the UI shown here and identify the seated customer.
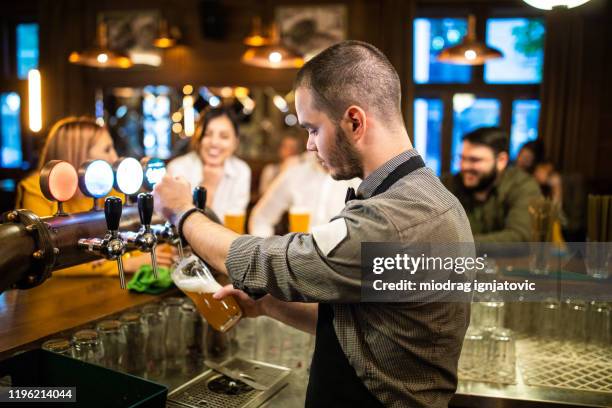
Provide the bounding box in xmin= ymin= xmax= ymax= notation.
xmin=167 ymin=107 xmax=251 ymax=221
xmin=249 ymin=152 xmax=360 ymax=237
xmin=533 ymin=160 xmax=563 ymax=204
xmin=515 ymin=140 xmax=544 ymax=174
xmin=442 ymin=127 xmax=542 ymax=243
xmin=258 ymin=134 xmax=302 ymax=196
xmin=16 ymin=116 xmax=173 ymax=275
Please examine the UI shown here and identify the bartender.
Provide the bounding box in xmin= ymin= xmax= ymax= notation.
xmin=155 ymin=40 xmax=472 ymax=407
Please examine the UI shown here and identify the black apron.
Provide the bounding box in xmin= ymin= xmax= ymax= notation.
xmin=305 ymin=155 xmax=426 ymax=407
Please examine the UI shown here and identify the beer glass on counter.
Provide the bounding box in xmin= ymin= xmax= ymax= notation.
xmin=224 ymin=210 xmax=246 ymax=234
xmin=172 ymin=255 xmax=242 ymax=333
xmin=289 ymin=206 xmax=310 ymax=233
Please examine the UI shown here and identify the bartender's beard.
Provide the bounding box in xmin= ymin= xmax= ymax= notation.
xmin=326 ymin=124 xmax=363 ymax=180
xmin=461 ymin=166 xmax=498 ymax=193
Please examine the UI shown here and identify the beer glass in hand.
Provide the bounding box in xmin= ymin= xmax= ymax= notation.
xmin=172 ymin=255 xmax=242 ymax=332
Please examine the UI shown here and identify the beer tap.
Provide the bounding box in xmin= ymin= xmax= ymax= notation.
xmin=136 ymin=193 xmax=159 ymax=279
xmin=152 ymin=220 xmax=184 ymax=261
xmin=151 ymin=187 xmax=207 ymax=261
xmin=78 ymin=197 xmax=127 ymax=288
xmin=119 ymin=193 xmax=160 ymax=278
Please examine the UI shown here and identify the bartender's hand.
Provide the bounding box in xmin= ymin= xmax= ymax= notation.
xmin=153 ymin=174 xmax=194 ymax=224
xmin=214 ymin=284 xmax=269 ymax=318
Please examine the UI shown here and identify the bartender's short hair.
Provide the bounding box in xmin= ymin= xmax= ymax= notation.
xmin=462 ymin=127 xmax=509 ymax=155
xmin=294 ymin=40 xmax=402 ymax=125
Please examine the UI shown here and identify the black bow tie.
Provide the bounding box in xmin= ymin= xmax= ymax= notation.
xmin=345 ymin=187 xmax=357 ymax=203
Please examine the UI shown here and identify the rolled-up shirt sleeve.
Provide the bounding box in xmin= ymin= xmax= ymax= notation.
xmin=225 ymin=202 xmax=398 ymax=303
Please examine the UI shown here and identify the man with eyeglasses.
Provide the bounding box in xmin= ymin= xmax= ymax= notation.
xmin=443 ymin=127 xmax=542 ymax=243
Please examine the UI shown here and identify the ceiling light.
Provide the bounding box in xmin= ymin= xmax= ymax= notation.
xmin=243 ymin=16 xmax=271 ymax=46
xmin=522 ymin=0 xmax=591 ymax=10
xmin=437 ymin=15 xmax=503 ymax=65
xmin=69 ymin=22 xmax=132 ymax=69
xmin=241 ymin=23 xmax=304 ymax=69
xmin=153 ymin=19 xmax=177 ymax=48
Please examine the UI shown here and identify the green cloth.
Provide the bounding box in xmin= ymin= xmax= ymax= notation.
xmin=127 ymin=265 xmax=175 ymax=294
xmin=443 ymin=166 xmax=543 ymax=243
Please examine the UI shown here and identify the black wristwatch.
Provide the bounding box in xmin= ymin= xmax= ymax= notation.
xmin=176 ymin=207 xmax=205 ymax=243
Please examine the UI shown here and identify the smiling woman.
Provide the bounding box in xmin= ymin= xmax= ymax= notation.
xmin=166 ymin=107 xmax=251 ymax=223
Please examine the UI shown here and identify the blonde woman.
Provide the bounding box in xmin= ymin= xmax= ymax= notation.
xmin=16 ymin=116 xmax=173 ymax=275
xmin=168 ymin=107 xmax=251 ymax=221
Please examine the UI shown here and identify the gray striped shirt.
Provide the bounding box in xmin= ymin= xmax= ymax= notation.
xmin=226 ymin=149 xmax=473 ymax=407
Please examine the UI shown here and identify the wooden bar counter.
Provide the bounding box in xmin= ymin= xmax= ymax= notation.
xmin=0 ymin=276 xmax=178 ymax=358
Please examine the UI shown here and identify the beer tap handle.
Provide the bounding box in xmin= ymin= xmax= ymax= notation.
xmin=138 ymin=193 xmax=154 ymax=227
xmin=193 ymin=186 xmax=207 ymax=210
xmin=104 ymin=196 xmax=123 ymax=233
xmin=180 ymin=186 xmax=207 ymax=261
xmin=104 ymin=196 xmax=127 ymax=288
xmin=137 ymin=192 xmax=158 ymax=279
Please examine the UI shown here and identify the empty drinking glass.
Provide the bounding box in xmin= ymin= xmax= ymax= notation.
xmin=480 ymin=301 xmax=505 ymax=332
xmin=162 ymin=297 xmax=184 ymax=371
xmin=141 ymin=304 xmax=166 ymax=378
xmin=469 ymin=302 xmax=483 ymax=328
xmin=42 ymin=338 xmax=73 ymax=357
xmin=119 ymin=312 xmax=146 ymax=376
xmin=180 ymin=300 xmax=202 ymax=356
xmin=459 ymin=327 xmax=486 ymax=377
xmin=564 ymin=299 xmax=588 ymax=347
xmin=529 ymin=199 xmax=557 ymax=275
xmin=587 ymin=301 xmax=611 ymax=348
xmin=96 ymin=320 xmax=125 ymax=370
xmin=586 ymin=242 xmax=612 ymax=279
xmin=538 ymin=298 xmax=561 ymax=341
xmin=72 ymin=329 xmax=103 ymax=364
xmin=504 ymin=299 xmax=534 ymax=335
xmin=487 ymin=328 xmax=516 ymax=382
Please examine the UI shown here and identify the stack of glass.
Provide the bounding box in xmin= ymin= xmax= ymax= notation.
xmin=39 ymin=296 xmax=317 ymax=381
xmin=460 ymin=297 xmax=611 ymax=384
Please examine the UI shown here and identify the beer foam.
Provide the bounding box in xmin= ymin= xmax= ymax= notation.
xmin=175 ymin=277 xmax=222 ymax=294
xmin=289 ymin=206 xmax=310 ymax=215
xmin=224 ymin=209 xmax=245 ymax=216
